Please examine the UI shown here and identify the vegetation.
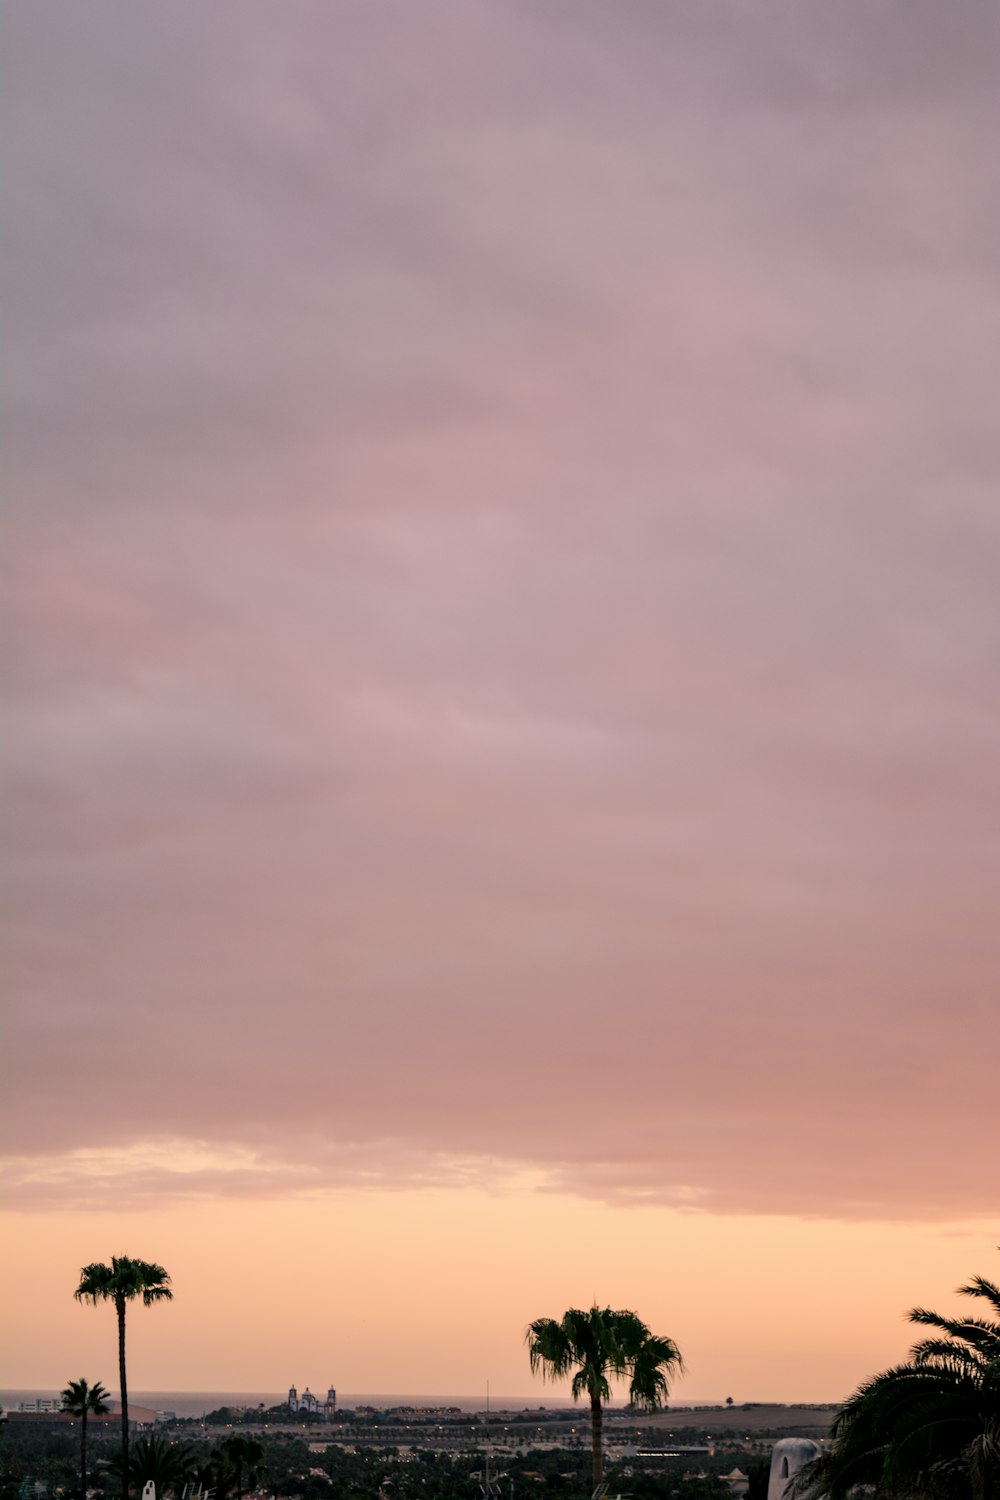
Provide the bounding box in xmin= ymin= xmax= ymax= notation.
xmin=744 ymin=1459 xmax=771 ymax=1499
xmin=526 ymin=1305 xmax=683 ymax=1491
xmin=219 ymin=1435 xmax=266 ymax=1500
xmin=61 ymin=1379 xmax=111 ymax=1499
xmin=806 ymin=1263 xmax=1000 ymax=1500
xmin=0 ymin=1423 xmax=92 ymax=1500
xmin=108 ymin=1435 xmax=199 ymax=1498
xmin=0 ymin=1424 xmax=747 ymax=1500
xmin=74 ymin=1257 xmax=173 ymax=1500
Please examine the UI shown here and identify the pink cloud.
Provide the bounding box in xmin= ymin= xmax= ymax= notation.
xmin=4 ymin=2 xmax=999 ymax=1224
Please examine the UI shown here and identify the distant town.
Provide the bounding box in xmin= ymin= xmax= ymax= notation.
xmin=3 ymin=1391 xmax=841 ymax=1500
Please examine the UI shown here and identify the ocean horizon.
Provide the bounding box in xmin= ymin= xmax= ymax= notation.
xmin=1 ymin=1389 xmax=733 ymax=1419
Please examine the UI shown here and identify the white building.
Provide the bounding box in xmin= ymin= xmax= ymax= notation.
xmin=288 ymin=1385 xmax=336 ymax=1418
xmin=767 ymin=1438 xmax=821 ymax=1499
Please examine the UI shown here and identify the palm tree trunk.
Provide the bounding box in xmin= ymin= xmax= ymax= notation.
xmin=117 ymin=1296 xmax=129 ymax=1500
xmin=81 ymin=1410 xmax=88 ymax=1500
xmin=590 ymin=1392 xmax=603 ymax=1493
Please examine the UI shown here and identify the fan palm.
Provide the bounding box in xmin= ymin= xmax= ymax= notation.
xmin=110 ymin=1434 xmax=198 ymax=1499
xmin=74 ymin=1257 xmax=173 ymax=1500
xmin=61 ymin=1378 xmax=111 ymax=1499
xmin=526 ymin=1304 xmax=683 ymax=1493
xmin=810 ymin=1266 xmax=1000 ymax=1500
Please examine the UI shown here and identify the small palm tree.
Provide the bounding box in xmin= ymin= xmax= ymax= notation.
xmin=74 ymin=1257 xmax=173 ymax=1500
xmin=219 ymin=1435 xmax=265 ymax=1500
xmin=61 ymin=1378 xmax=111 ymax=1499
xmin=192 ymin=1449 xmax=227 ymax=1500
xmin=810 ymin=1265 xmax=1000 ymax=1500
xmin=526 ymin=1304 xmax=683 ymax=1493
xmin=110 ymin=1434 xmax=198 ymax=1499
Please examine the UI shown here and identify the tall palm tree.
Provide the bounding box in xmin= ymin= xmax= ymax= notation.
xmin=808 ymin=1266 xmax=1000 ymax=1500
xmin=526 ymin=1304 xmax=683 ymax=1493
xmin=74 ymin=1257 xmax=173 ymax=1500
xmin=61 ymin=1378 xmax=111 ymax=1499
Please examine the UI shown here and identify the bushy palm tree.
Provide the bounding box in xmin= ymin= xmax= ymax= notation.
xmin=808 ymin=1266 xmax=1000 ymax=1500
xmin=61 ymin=1378 xmax=111 ymax=1499
xmin=74 ymin=1257 xmax=173 ymax=1500
xmin=109 ymin=1434 xmax=198 ymax=1499
xmin=526 ymin=1304 xmax=683 ymax=1493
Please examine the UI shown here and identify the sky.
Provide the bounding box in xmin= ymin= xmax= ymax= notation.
xmin=2 ymin=1 xmax=999 ymax=1403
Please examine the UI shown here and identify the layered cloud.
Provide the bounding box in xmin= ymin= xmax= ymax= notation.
xmin=4 ymin=2 xmax=999 ymax=1222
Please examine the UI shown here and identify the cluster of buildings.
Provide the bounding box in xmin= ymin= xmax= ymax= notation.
xmin=11 ymin=1399 xmax=164 ymax=1432
xmin=287 ymin=1385 xmax=337 ymax=1418
xmin=386 ymin=1406 xmax=463 ymax=1417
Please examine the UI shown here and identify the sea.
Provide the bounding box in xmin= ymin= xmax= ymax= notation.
xmin=1 ymin=1390 xmax=712 ymax=1419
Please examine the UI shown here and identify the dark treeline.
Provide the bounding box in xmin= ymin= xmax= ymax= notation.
xmin=0 ymin=1428 xmax=751 ymax=1500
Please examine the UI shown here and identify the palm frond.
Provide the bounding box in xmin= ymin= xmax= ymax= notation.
xmin=525 ymin=1318 xmax=573 ymax=1380
xmin=911 ymin=1339 xmax=991 ymax=1373
xmin=910 ymin=1307 xmax=1000 ymax=1352
xmin=819 ymin=1257 xmax=1000 ymax=1500
xmin=959 ymin=1274 xmax=1000 ymax=1315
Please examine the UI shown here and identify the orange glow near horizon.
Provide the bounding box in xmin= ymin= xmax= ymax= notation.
xmin=1 ymin=1191 xmax=995 ymax=1402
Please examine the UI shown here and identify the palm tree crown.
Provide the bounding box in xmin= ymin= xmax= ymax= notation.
xmin=75 ymin=1256 xmax=173 ymax=1314
xmin=526 ymin=1304 xmax=683 ymax=1493
xmin=62 ymin=1378 xmax=111 ymax=1500
xmin=74 ymin=1257 xmax=172 ymax=1500
xmin=61 ymin=1377 xmax=111 ymax=1421
xmin=811 ymin=1264 xmax=1000 ymax=1500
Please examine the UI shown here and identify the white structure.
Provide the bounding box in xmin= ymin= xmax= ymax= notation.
xmin=288 ymin=1384 xmax=336 ymax=1418
xmin=767 ymin=1439 xmax=821 ymax=1500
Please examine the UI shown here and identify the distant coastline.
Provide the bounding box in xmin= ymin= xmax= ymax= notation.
xmin=1 ymin=1390 xmax=581 ymax=1418
xmin=0 ymin=1389 xmax=833 ymax=1420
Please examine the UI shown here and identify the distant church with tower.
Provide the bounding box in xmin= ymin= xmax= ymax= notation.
xmin=288 ymin=1385 xmax=337 ymax=1418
